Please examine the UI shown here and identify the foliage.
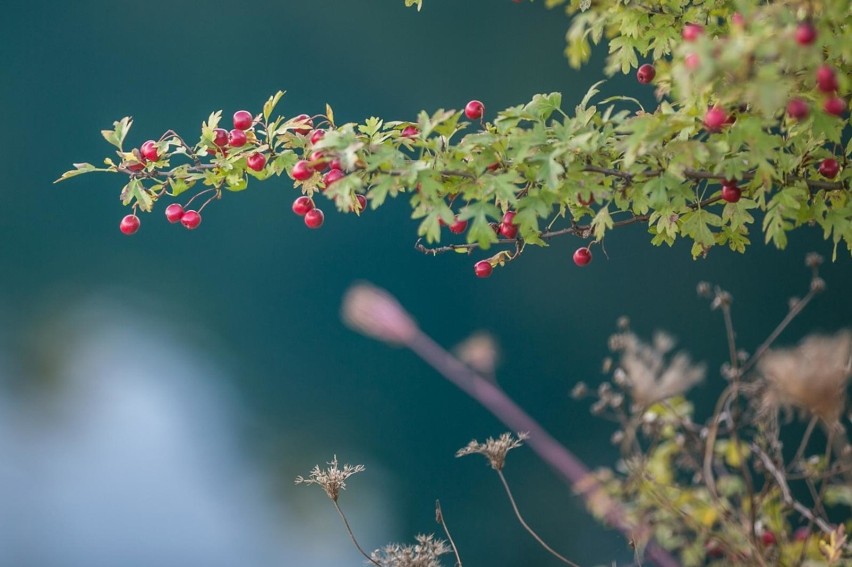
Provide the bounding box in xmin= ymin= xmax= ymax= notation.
xmin=59 ymin=0 xmax=850 ymax=269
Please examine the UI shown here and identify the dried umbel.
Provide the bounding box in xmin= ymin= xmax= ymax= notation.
xmin=294 ymin=455 xmax=365 ymax=502
xmin=342 ymin=283 xmax=419 ymax=345
xmin=759 ymin=330 xmax=852 ymax=423
xmin=453 ymin=331 xmax=500 ymax=376
xmin=456 ymin=432 xmax=528 ymax=471
xmin=610 ymin=331 xmax=706 ymax=409
xmin=370 ymin=534 xmax=451 ymax=567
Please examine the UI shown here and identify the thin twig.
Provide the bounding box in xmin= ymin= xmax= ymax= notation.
xmin=495 ymin=470 xmax=582 ymax=567
xmin=750 ymin=444 xmax=835 ymax=534
xmin=435 ymin=500 xmax=462 ymax=567
xmin=789 ymin=417 xmax=819 ymax=470
xmin=332 ymin=499 xmax=381 ymax=567
xmin=739 ymin=287 xmax=819 ymax=376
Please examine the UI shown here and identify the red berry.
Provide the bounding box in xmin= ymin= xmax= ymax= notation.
xmin=824 ymin=96 xmax=847 ymax=117
xmin=323 ymin=168 xmax=346 ymax=188
xmin=787 ymin=98 xmax=809 ymax=120
xmin=309 ymin=129 xmax=326 ymax=145
xmin=165 ymin=203 xmax=185 ymax=223
xmin=180 ymin=210 xmax=202 ymax=230
xmin=353 ymin=194 xmax=367 ymax=212
xmin=573 ymin=247 xmax=592 ymax=267
xmin=247 ymin=152 xmax=267 ymax=172
xmin=704 ymin=106 xmax=729 ymax=132
xmin=401 ymin=125 xmax=419 ymax=138
xmin=795 ymin=22 xmax=817 ymax=46
xmin=487 ymin=161 xmax=500 ymax=172
xmin=474 ymin=260 xmax=493 ymax=278
xmin=228 ymin=129 xmax=247 ymax=147
xmin=293 ymin=114 xmax=313 ymax=135
xmin=761 ymin=531 xmax=776 ymax=546
xmin=449 ymin=217 xmax=468 ymax=234
xmin=636 ymin=64 xmax=656 ymax=84
xmin=126 ymin=160 xmax=145 ymax=172
xmin=119 ymin=214 xmax=140 ymax=235
xmin=304 ymin=208 xmax=324 ymax=228
xmin=685 ymin=52 xmax=701 ymax=71
xmin=213 ymin=128 xmax=229 ymax=147
xmin=233 ymin=110 xmax=253 ymax=131
xmin=292 ymin=196 xmax=314 ymax=216
xmin=682 ymin=23 xmax=704 ymax=42
xmin=310 ymin=151 xmax=329 ymax=172
xmin=819 ymin=158 xmax=840 ymax=179
xmin=816 ymin=66 xmax=838 ymax=93
xmin=140 ymin=140 xmax=159 ymax=162
xmin=721 ymin=185 xmax=742 ymax=203
xmin=502 ymin=211 xmax=516 ymax=225
xmin=499 ymin=222 xmax=518 ymax=239
xmin=464 ymin=100 xmax=485 ymax=120
xmin=292 ymin=160 xmax=313 ymax=181
xmin=329 ymin=158 xmax=342 ymax=171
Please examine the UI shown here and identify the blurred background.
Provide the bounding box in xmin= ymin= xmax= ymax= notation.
xmin=0 ymin=1 xmax=849 ymax=566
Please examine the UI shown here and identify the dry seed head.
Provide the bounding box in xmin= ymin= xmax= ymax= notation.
xmin=294 ymin=455 xmax=365 ymax=501
xmin=454 ymin=331 xmax=500 ymax=376
xmin=616 ymin=331 xmax=705 ymax=408
xmin=456 ymin=432 xmax=528 ymax=471
xmin=370 ymin=534 xmax=450 ymax=567
xmin=759 ymin=330 xmax=852 ymax=423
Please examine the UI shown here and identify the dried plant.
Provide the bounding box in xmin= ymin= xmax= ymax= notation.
xmin=309 ymin=254 xmax=851 ymax=567
xmin=455 ymin=432 xmax=528 ymax=471
xmin=759 ymin=330 xmax=852 ymax=423
xmin=608 ymin=330 xmax=706 ymax=409
xmin=369 ymin=534 xmax=451 ymax=567
xmin=294 ymin=455 xmax=365 ymax=502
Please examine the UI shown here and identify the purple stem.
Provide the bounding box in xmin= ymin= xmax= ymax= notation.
xmin=407 ymin=330 xmax=682 ymax=567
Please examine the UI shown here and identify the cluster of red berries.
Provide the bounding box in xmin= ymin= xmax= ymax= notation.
xmin=674 ymin=18 xmax=847 ymax=130
xmin=287 ymin=119 xmax=367 ymax=229
xmin=118 ymin=205 xmax=202 ymax=235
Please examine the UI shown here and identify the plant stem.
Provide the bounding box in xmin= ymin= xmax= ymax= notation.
xmin=435 ymin=500 xmax=462 ymax=567
xmin=496 ymin=469 xmax=582 ymax=567
xmin=332 ymin=499 xmax=381 ymax=567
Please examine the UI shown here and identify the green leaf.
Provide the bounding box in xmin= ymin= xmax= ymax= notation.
xmin=119 ymin=178 xmax=154 ymax=212
xmin=263 ymin=90 xmax=285 ymax=121
xmin=54 ymin=162 xmax=101 ymax=183
xmin=100 ymin=117 xmax=132 ymax=150
xmin=403 ymin=0 xmax=422 ymax=10
xmin=591 ymin=206 xmax=613 ymax=240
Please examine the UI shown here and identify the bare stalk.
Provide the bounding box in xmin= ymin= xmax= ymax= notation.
xmin=496 ymin=469 xmax=582 ymax=567
xmin=739 ymin=287 xmax=818 ymax=376
xmin=750 ymin=444 xmax=834 ymax=534
xmin=435 ymin=500 xmax=462 ymax=567
xmin=332 ymin=499 xmax=381 ymax=567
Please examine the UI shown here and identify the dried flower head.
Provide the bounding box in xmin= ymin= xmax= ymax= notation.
xmin=294 ymin=455 xmax=365 ymax=501
xmin=759 ymin=330 xmax=852 ymax=423
xmin=610 ymin=330 xmax=706 ymax=408
xmin=342 ymin=283 xmax=419 ymax=345
xmin=370 ymin=534 xmax=450 ymax=567
xmin=453 ymin=331 xmax=500 ymax=376
xmin=456 ymin=432 xmax=528 ymax=470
